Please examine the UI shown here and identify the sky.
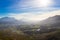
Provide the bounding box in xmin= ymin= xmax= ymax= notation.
xmin=0 ymin=0 xmax=60 ymax=21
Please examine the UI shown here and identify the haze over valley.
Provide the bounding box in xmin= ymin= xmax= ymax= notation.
xmin=0 ymin=0 xmax=60 ymax=40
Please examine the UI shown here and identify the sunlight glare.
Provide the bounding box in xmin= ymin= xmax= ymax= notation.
xmin=38 ymin=0 xmax=52 ymax=7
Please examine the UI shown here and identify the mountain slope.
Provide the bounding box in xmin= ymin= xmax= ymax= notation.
xmin=0 ymin=17 xmax=18 ymax=24
xmin=40 ymin=15 xmax=60 ymax=29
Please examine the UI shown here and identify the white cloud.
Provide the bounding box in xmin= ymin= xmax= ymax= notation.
xmin=9 ymin=0 xmax=55 ymax=11
xmin=8 ymin=10 xmax=60 ymax=22
xmin=20 ymin=0 xmax=53 ymax=8
xmin=6 ymin=0 xmax=60 ymax=22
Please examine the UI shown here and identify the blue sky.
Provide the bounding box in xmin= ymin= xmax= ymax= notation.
xmin=0 ymin=0 xmax=60 ymax=21
xmin=0 ymin=0 xmax=60 ymax=13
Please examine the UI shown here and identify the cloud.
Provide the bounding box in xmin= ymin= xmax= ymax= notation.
xmin=8 ymin=0 xmax=56 ymax=12
xmin=8 ymin=10 xmax=60 ymax=22
xmin=20 ymin=0 xmax=53 ymax=8
xmin=5 ymin=0 xmax=60 ymax=13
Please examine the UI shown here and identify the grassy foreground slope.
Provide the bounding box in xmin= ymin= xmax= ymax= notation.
xmin=0 ymin=29 xmax=60 ymax=40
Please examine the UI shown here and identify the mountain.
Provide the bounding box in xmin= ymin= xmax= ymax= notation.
xmin=0 ymin=17 xmax=19 ymax=24
xmin=40 ymin=15 xmax=60 ymax=30
xmin=0 ymin=15 xmax=60 ymax=32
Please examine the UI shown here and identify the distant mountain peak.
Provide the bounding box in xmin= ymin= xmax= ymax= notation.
xmin=0 ymin=17 xmax=28 ymax=25
xmin=40 ymin=15 xmax=60 ymax=28
xmin=0 ymin=17 xmax=18 ymax=24
xmin=1 ymin=16 xmax=16 ymax=20
xmin=54 ymin=15 xmax=60 ymax=17
xmin=48 ymin=15 xmax=60 ymax=20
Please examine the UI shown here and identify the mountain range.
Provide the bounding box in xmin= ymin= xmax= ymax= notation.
xmin=0 ymin=15 xmax=60 ymax=30
xmin=0 ymin=15 xmax=60 ymax=25
xmin=40 ymin=15 xmax=60 ymax=28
